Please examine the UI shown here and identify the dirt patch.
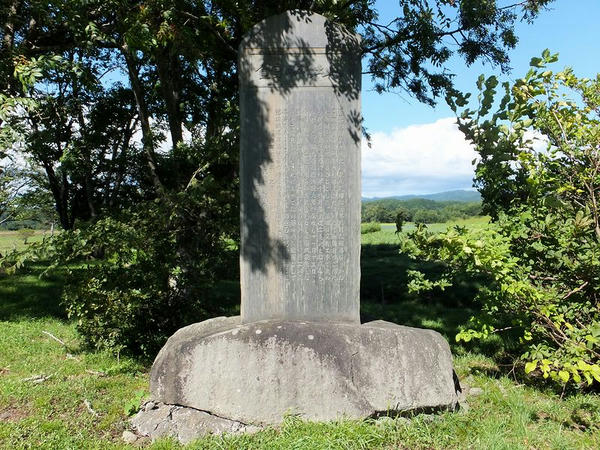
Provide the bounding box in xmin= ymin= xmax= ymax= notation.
xmin=0 ymin=367 xmax=10 ymax=376
xmin=0 ymin=406 xmax=30 ymax=422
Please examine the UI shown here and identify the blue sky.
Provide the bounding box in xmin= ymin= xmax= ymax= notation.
xmin=361 ymin=0 xmax=600 ymax=197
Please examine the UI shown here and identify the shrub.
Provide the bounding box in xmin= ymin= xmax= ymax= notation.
xmin=361 ymin=222 xmax=381 ymax=234
xmin=404 ymin=52 xmax=600 ymax=386
xmin=34 ymin=194 xmax=238 ymax=358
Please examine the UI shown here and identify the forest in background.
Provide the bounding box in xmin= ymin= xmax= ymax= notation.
xmin=361 ymin=197 xmax=482 ymax=224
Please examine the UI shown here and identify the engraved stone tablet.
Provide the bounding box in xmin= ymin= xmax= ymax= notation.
xmin=238 ymin=11 xmax=362 ymax=323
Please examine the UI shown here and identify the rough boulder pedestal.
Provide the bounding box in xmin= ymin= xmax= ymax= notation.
xmin=131 ymin=10 xmax=458 ymax=443
xmin=150 ymin=318 xmax=457 ymax=425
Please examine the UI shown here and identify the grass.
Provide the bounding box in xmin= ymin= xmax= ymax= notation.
xmin=0 ymin=251 xmax=147 ymax=448
xmin=0 ymin=230 xmax=48 ymax=255
xmin=1 ymin=224 xmax=600 ymax=449
xmin=378 ymin=215 xmax=491 ymax=234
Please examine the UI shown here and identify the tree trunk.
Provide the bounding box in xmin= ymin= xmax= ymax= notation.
xmin=121 ymin=45 xmax=165 ymax=197
xmin=41 ymin=159 xmax=71 ymax=230
xmin=155 ymin=46 xmax=184 ymax=149
xmin=1 ymin=0 xmax=19 ymax=96
xmin=107 ymin=117 xmax=136 ymax=207
xmin=71 ymin=58 xmax=97 ymax=220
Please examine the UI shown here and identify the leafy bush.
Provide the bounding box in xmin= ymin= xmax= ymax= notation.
xmin=24 ymin=193 xmax=238 ymax=357
xmin=361 ymin=222 xmax=381 ymax=234
xmin=404 ymin=52 xmax=600 ymax=386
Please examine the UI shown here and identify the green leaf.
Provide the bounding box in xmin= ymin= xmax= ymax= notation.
xmin=530 ymin=57 xmax=543 ymax=68
xmin=477 ymin=74 xmax=485 ymax=90
xmin=525 ymin=361 xmax=537 ymax=374
xmin=558 ymin=370 xmax=570 ymax=383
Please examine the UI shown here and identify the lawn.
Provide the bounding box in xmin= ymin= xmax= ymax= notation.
xmin=0 ymin=230 xmax=49 ymax=255
xmin=1 ymin=224 xmax=599 ymax=449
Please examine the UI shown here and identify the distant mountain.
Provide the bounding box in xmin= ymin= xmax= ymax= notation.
xmin=362 ymin=189 xmax=481 ymax=203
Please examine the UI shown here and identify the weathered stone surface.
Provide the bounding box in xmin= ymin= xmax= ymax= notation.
xmin=121 ymin=430 xmax=138 ymax=444
xmin=150 ymin=319 xmax=458 ymax=426
xmin=131 ymin=402 xmax=259 ymax=444
xmin=238 ymin=10 xmax=362 ymax=324
xmin=150 ymin=316 xmax=241 ymax=402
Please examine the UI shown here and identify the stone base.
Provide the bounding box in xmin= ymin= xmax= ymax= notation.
xmin=134 ymin=316 xmax=458 ymax=441
xmin=131 ymin=401 xmax=260 ymax=444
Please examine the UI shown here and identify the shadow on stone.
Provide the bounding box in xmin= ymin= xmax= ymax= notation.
xmin=238 ymin=10 xmax=362 ymax=324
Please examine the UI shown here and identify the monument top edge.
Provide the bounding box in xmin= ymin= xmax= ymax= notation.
xmin=239 ymin=10 xmax=361 ymax=52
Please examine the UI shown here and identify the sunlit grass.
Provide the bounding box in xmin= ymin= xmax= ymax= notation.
xmin=0 ymin=230 xmax=50 ymax=255
xmin=1 ymin=219 xmax=599 ymax=448
xmin=378 ymin=215 xmax=491 ymax=233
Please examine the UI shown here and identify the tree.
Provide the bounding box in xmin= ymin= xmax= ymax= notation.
xmin=8 ymin=56 xmax=144 ymax=229
xmin=412 ymin=208 xmax=443 ymax=224
xmin=395 ymin=207 xmax=409 ymax=233
xmin=403 ymin=52 xmax=600 ymax=386
xmin=0 ymin=1 xmax=556 ymax=355
xmin=2 ymin=1 xmax=555 ymax=196
xmin=0 ymin=163 xmax=28 ymax=226
xmin=2 ymin=1 xmax=556 ymax=225
xmin=362 ymin=203 xmax=390 ymax=222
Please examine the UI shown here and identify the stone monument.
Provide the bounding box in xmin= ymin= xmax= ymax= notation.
xmin=238 ymin=10 xmax=361 ymax=325
xmin=131 ymin=10 xmax=458 ymax=443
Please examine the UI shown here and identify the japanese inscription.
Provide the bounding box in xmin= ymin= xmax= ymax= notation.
xmin=239 ymin=11 xmax=361 ymax=323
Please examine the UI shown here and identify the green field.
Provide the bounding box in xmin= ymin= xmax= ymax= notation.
xmin=0 ymin=230 xmax=49 ymax=255
xmin=1 ymin=223 xmax=599 ymax=449
xmin=379 ymin=215 xmax=491 ymax=233
xmin=361 ymin=216 xmax=490 ymax=246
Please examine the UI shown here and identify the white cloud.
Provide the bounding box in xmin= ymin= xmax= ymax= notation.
xmin=362 ymin=117 xmax=477 ymax=198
